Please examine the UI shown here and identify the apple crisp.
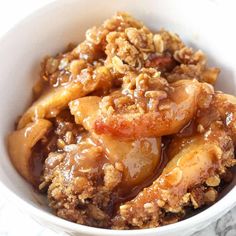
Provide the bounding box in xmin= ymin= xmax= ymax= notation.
xmin=8 ymin=12 xmax=236 ymax=229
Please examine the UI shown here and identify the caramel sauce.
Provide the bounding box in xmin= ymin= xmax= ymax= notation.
xmin=30 ymin=129 xmax=56 ymax=186
xmin=28 ymin=90 xmax=235 ymax=225
xmin=98 ymin=135 xmax=162 ymax=189
xmin=30 ymin=109 xmax=234 ymax=222
xmin=30 ymin=110 xmax=84 ymax=186
xmin=177 ymin=119 xmax=197 ymax=138
xmin=61 ymin=134 xmax=106 ymax=181
xmin=116 ymin=138 xmax=170 ymax=204
xmin=69 ymin=96 xmax=165 ymax=196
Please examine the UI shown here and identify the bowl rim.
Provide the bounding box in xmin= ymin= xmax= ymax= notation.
xmin=0 ymin=0 xmax=236 ymax=235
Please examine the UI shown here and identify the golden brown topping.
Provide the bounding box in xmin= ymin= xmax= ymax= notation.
xmin=159 ymin=30 xmax=184 ymax=52
xmin=103 ymin=163 xmax=122 ymax=190
xmin=94 ymin=79 xmax=201 ymax=139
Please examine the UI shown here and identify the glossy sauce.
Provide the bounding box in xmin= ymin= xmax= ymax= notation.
xmin=8 ymin=119 xmax=52 ymax=185
xmin=98 ymin=135 xmax=161 ymax=188
xmin=69 ymin=96 xmax=163 ymax=191
xmin=116 ymin=137 xmax=170 ymax=203
xmin=30 ymin=129 xmax=57 ymax=185
xmin=30 ymin=110 xmax=83 ymax=185
xmin=60 ymin=134 xmax=106 ymax=182
xmin=30 ymin=95 xmax=235 ymax=222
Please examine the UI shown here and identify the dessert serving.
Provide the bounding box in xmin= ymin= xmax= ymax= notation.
xmin=8 ymin=12 xmax=236 ymax=229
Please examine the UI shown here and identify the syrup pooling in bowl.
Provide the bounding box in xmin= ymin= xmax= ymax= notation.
xmin=8 ymin=12 xmax=236 ymax=229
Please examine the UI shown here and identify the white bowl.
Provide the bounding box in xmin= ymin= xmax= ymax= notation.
xmin=0 ymin=0 xmax=235 ymax=235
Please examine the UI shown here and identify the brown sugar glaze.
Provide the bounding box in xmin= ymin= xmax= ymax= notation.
xmin=30 ymin=115 xmax=167 ymax=199
xmin=30 ymin=113 xmax=225 ymax=211
xmin=30 ymin=110 xmax=84 ymax=186
xmin=26 ymin=62 xmax=235 ymax=228
xmin=30 ymin=119 xmax=170 ymax=217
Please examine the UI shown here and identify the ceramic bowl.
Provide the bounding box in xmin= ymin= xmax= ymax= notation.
xmin=0 ymin=0 xmax=235 ymax=235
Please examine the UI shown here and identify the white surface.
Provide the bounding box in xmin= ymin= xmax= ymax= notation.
xmin=0 ymin=0 xmax=235 ymax=236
